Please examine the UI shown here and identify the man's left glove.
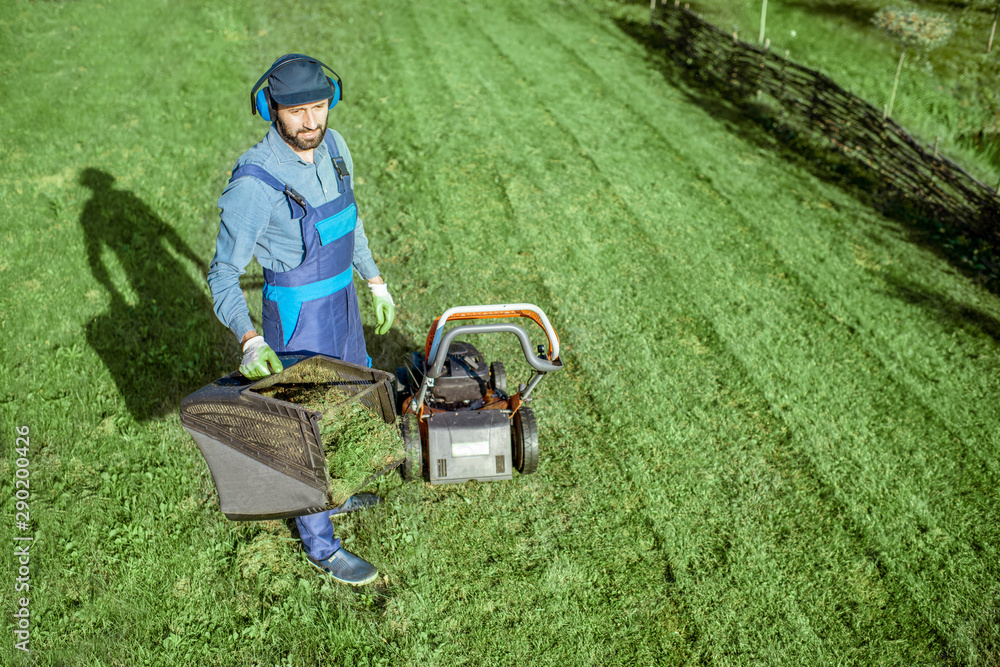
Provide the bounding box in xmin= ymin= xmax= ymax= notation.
xmin=239 ymin=335 xmax=283 ymax=379
xmin=368 ymin=282 xmax=395 ymax=335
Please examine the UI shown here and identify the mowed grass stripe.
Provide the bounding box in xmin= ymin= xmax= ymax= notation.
xmin=516 ymin=2 xmax=1000 ymax=505
xmin=483 ymin=2 xmax=998 ymax=660
xmin=349 ymin=5 xmax=693 ymax=664
xmin=462 ymin=2 xmax=992 ymax=664
xmin=511 ymin=0 xmax=1000 ymax=474
xmin=549 ymin=14 xmax=1000 ymax=643
xmin=456 ymin=4 xmax=954 ymax=663
xmin=683 ymin=125 xmax=1000 ymax=662
xmin=394 ymin=1 xmax=948 ymax=664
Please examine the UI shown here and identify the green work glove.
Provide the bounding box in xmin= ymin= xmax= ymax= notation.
xmin=239 ymin=335 xmax=283 ymax=379
xmin=368 ymin=282 xmax=395 ymax=335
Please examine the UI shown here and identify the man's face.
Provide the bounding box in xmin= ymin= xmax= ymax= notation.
xmin=274 ymin=99 xmax=330 ymax=152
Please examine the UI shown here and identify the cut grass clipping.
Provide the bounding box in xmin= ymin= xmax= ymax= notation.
xmin=256 ymin=382 xmax=403 ymax=506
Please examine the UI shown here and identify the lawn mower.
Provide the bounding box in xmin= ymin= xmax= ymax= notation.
xmin=394 ymin=303 xmax=564 ymax=484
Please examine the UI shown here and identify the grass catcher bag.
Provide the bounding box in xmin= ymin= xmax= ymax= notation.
xmin=179 ymin=354 xmax=401 ymax=521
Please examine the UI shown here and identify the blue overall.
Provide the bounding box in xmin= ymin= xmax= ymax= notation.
xmin=229 ymin=132 xmax=368 ymax=560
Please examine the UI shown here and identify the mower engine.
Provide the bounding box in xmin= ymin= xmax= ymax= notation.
xmin=417 ymin=342 xmax=492 ymax=408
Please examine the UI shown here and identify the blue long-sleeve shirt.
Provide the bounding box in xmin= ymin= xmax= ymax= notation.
xmin=207 ymin=124 xmax=380 ymax=341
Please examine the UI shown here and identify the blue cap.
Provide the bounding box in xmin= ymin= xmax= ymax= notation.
xmin=266 ymin=54 xmax=335 ymax=107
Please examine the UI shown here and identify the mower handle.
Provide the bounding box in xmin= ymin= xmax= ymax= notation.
xmin=425 ymin=324 xmax=563 ymax=379
xmin=425 ymin=303 xmax=560 ymax=365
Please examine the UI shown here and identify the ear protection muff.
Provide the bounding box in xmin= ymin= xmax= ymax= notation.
xmin=255 ymin=87 xmax=273 ymax=122
xmin=249 ymin=55 xmax=343 ymax=121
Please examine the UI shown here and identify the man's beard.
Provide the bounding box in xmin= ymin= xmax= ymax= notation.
xmin=276 ymin=115 xmax=326 ymax=151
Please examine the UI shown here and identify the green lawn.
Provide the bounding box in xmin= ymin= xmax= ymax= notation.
xmin=1 ymin=0 xmax=999 ymax=664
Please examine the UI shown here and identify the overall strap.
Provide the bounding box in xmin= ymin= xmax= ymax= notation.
xmin=322 ymin=133 xmax=352 ymax=193
xmin=229 ymin=163 xmax=308 ymax=219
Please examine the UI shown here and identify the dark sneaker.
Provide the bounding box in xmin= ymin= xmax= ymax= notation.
xmin=306 ymin=548 xmax=379 ymax=586
xmin=328 ymin=492 xmax=381 ymax=517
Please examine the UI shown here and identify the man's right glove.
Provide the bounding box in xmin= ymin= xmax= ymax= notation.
xmin=239 ymin=335 xmax=283 ymax=379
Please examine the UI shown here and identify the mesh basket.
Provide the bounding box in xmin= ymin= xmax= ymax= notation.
xmin=180 ymin=354 xmax=396 ymax=521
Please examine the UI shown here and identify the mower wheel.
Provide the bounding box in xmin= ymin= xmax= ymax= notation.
xmin=399 ymin=414 xmax=423 ymax=482
xmin=490 ymin=361 xmax=507 ymax=395
xmin=512 ymin=405 xmax=539 ymax=474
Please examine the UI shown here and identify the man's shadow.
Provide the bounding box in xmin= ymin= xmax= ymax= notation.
xmin=80 ymin=168 xmax=234 ymax=421
xmin=364 ymin=325 xmax=420 ymax=375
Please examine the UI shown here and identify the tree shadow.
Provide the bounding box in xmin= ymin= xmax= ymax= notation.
xmin=613 ymin=15 xmax=1000 ymax=299
xmin=882 ymin=270 xmax=1000 ymax=343
xmin=79 ymin=168 xmax=234 ymax=421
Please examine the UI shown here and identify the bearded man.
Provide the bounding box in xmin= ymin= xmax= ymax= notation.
xmin=206 ymin=54 xmax=394 ymax=586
